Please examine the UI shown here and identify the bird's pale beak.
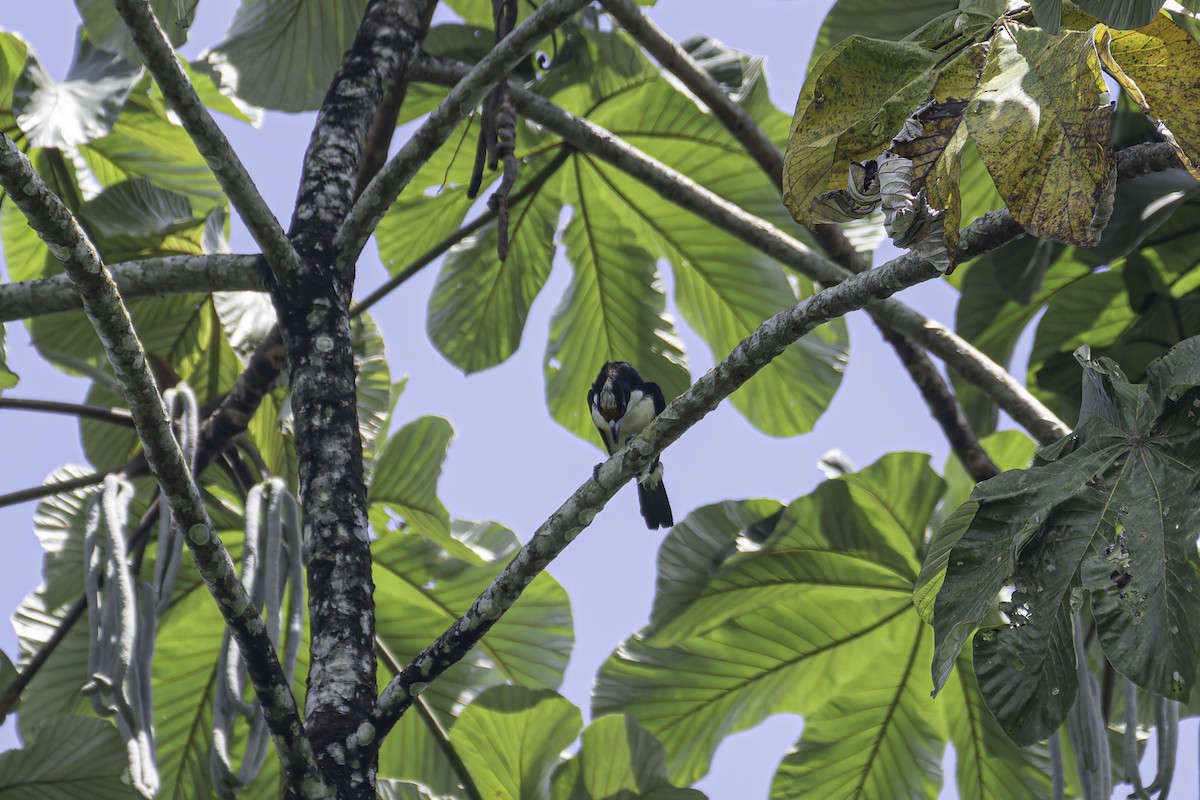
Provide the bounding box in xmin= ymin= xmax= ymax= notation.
xmin=610 ymin=419 xmax=621 ymax=444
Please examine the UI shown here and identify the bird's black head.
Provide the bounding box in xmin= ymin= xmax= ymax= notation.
xmin=590 ymin=361 xmax=642 ymax=421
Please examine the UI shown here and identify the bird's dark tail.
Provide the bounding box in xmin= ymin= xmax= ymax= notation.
xmin=637 ymin=480 xmax=673 ymax=530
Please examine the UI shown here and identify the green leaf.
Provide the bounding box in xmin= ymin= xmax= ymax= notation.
xmin=1084 ymin=169 xmax=1199 ymax=266
xmin=952 ymin=252 xmax=1093 ymax=435
xmin=0 ymin=324 xmax=18 ymax=393
xmin=205 ymin=0 xmax=371 ymax=112
xmin=944 ymin=650 xmax=1054 ymax=800
xmin=352 ymin=313 xmax=392 ymax=479
xmin=32 ymin=466 xmax=99 ymax=610
xmin=1031 ymin=0 xmax=1065 ymax=34
xmin=13 ymin=588 xmax=94 ymax=740
xmin=769 ymin=617 xmax=944 ymax=800
xmin=375 ymin=521 xmax=573 ymax=691
xmin=0 ymin=716 xmax=137 ymax=799
xmin=79 ymin=101 xmax=226 ymax=213
xmin=374 ymin=117 xmax=498 ymax=271
xmin=649 ymin=499 xmax=785 ymax=636
xmin=0 ymin=650 xmax=15 ymax=705
xmin=551 ymin=715 xmax=705 ymax=800
xmin=544 ymin=157 xmax=688 ymax=442
xmin=426 ymin=159 xmax=562 ymax=373
xmin=964 ymin=24 xmax=1114 ymax=245
xmin=783 ymin=36 xmax=936 ymax=228
xmin=581 ymin=77 xmax=845 ymax=436
xmin=931 ymin=341 xmax=1200 ymax=743
xmin=452 ymin=686 xmax=581 ymax=800
xmin=596 ymin=453 xmax=942 ymax=786
xmin=375 ymin=524 xmax=573 ymax=791
xmin=13 ymin=35 xmax=139 ymax=149
xmin=74 ymin=0 xmax=194 ymax=60
xmin=368 ymin=416 xmax=454 ymax=547
xmin=377 ymin=780 xmax=447 ymax=800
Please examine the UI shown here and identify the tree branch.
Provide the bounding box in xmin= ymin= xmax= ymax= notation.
xmin=873 ymin=325 xmax=999 ymax=480
xmin=600 ymin=0 xmax=995 ymax=477
xmin=109 ymin=0 xmax=303 ymax=285
xmin=333 ymin=0 xmax=591 ymax=272
xmin=414 ymin=53 xmax=1072 ymax=444
xmin=286 ymin=0 xmax=439 ymax=284
xmin=0 ymin=133 xmax=330 ymax=798
xmin=357 ymin=227 xmax=969 ymax=749
xmin=0 ymin=254 xmax=265 ymax=322
xmin=598 ymin=0 xmax=785 ymax=185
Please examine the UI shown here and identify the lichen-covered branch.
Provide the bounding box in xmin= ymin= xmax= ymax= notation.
xmin=358 ymin=230 xmax=961 ymax=748
xmin=0 ymin=132 xmax=330 ymax=799
xmin=109 ymin=0 xmax=302 ymax=285
xmin=333 ymin=0 xmax=591 ymax=271
xmin=0 ymin=254 xmax=264 ymax=322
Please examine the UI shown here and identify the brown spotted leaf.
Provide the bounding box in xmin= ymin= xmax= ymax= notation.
xmin=1099 ymin=15 xmax=1200 ymax=178
xmin=964 ymin=23 xmax=1115 ymax=246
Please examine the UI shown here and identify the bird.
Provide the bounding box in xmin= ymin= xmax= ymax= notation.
xmin=587 ymin=361 xmax=673 ymax=529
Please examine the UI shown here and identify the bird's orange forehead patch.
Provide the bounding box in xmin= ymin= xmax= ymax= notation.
xmin=598 ymin=406 xmax=620 ymax=421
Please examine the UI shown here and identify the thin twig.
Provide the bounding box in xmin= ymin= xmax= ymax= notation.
xmin=0 ymin=470 xmax=107 ymax=509
xmin=0 ymin=397 xmax=134 ymax=427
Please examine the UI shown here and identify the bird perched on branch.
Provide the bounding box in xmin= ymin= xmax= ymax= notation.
xmin=588 ymin=362 xmax=673 ymax=529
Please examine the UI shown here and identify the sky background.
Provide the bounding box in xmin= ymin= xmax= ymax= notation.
xmin=0 ymin=1 xmax=1195 ymax=798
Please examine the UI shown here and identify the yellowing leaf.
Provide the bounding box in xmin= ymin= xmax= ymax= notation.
xmin=1100 ymin=15 xmax=1200 ymax=178
xmin=965 ymin=24 xmax=1115 ymax=246
xmin=783 ymin=36 xmax=936 ymax=227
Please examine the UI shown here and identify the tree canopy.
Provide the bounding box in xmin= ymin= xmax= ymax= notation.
xmin=1 ymin=0 xmax=1200 ymax=798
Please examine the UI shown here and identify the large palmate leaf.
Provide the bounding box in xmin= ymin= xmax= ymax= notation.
xmin=551 ymin=715 xmax=706 ymax=800
xmin=943 ymin=651 xmax=1055 ymax=800
xmin=205 ymin=0 xmax=371 ymax=112
xmin=596 ymin=454 xmax=946 ymax=790
xmin=952 ymin=252 xmax=1095 ymax=434
xmin=544 ymin=157 xmax=688 ymax=442
xmin=451 ymin=686 xmax=582 ymax=800
xmin=79 ymin=99 xmax=226 ymax=213
xmin=571 ymin=77 xmax=846 ymax=437
xmin=375 ymin=522 xmax=573 ymax=793
xmin=928 ymin=340 xmax=1200 ymax=744
xmin=0 ymin=715 xmax=136 ymax=799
